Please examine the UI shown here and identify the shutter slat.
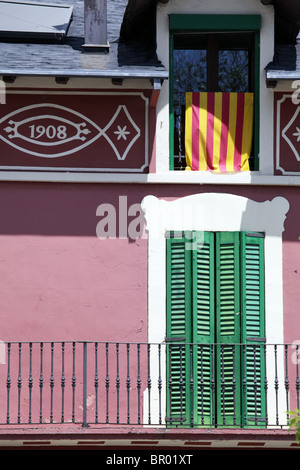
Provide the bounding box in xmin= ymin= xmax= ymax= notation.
xmin=193 ymin=232 xmax=215 ymax=426
xmin=166 ymin=234 xmax=192 ymax=426
xmin=241 ymin=232 xmax=266 ymax=427
xmin=216 ymin=232 xmax=240 ymax=340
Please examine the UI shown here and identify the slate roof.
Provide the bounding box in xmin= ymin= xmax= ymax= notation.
xmin=0 ymin=0 xmax=299 ymax=81
xmin=264 ymin=0 xmax=300 ymax=80
xmin=0 ymin=0 xmax=168 ymax=80
xmin=122 ymin=0 xmax=300 ymax=76
xmin=266 ymin=35 xmax=300 ymax=82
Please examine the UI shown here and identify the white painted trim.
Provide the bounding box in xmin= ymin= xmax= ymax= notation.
xmin=155 ymin=0 xmax=275 ymax=174
xmin=0 ymin=91 xmax=149 ymax=175
xmin=141 ymin=192 xmax=290 ymax=427
xmin=4 ymin=78 xmax=154 ymax=90
xmin=276 ymin=94 xmax=300 ymax=175
xmin=2 ymin=170 xmax=300 ymax=185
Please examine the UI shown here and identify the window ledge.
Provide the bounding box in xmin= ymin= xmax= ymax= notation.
xmin=150 ymin=171 xmax=300 ymax=186
xmin=1 ymin=170 xmax=300 ymax=185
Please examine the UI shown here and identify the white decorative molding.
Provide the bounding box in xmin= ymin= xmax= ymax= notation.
xmin=0 ymin=103 xmax=141 ymax=160
xmin=141 ymin=192 xmax=290 ymax=426
xmin=282 ymin=106 xmax=300 ymax=162
xmin=2 ymin=170 xmax=300 ymax=184
xmin=0 ymin=91 xmax=149 ymax=175
xmin=276 ymin=94 xmax=300 ymax=175
xmin=155 ymin=0 xmax=275 ymax=174
xmin=102 ymin=105 xmax=141 ymax=161
xmin=0 ymin=103 xmax=101 ymax=158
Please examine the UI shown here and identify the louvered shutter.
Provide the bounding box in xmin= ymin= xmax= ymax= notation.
xmin=240 ymin=232 xmax=266 ymax=427
xmin=166 ymin=233 xmax=192 ymax=425
xmin=215 ymin=232 xmax=242 ymax=426
xmin=192 ymin=231 xmax=215 ymax=426
xmin=166 ymin=230 xmax=266 ymax=429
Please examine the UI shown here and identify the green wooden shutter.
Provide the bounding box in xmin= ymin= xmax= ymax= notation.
xmin=192 ymin=231 xmax=215 ymax=426
xmin=241 ymin=232 xmax=266 ymax=427
xmin=166 ymin=230 xmax=266 ymax=429
xmin=166 ymin=233 xmax=192 ymax=425
xmin=215 ymin=232 xmax=242 ymax=426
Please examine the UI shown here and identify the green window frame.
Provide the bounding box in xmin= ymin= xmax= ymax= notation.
xmin=166 ymin=231 xmax=266 ymax=428
xmin=169 ymin=14 xmax=261 ymax=171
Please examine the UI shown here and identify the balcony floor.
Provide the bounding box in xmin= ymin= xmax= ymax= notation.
xmin=0 ymin=424 xmax=298 ymax=450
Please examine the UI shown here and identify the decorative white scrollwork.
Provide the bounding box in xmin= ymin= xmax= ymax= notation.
xmin=281 ymin=105 xmax=300 ymax=161
xmin=4 ymin=115 xmax=92 ymax=146
xmin=0 ymin=103 xmax=141 ymax=160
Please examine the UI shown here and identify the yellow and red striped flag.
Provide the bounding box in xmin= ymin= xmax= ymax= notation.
xmin=185 ymin=92 xmax=254 ymax=172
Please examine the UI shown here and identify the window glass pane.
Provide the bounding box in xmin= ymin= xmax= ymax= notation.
xmin=218 ymin=50 xmax=249 ymax=92
xmin=173 ymin=49 xmax=207 ymax=166
xmin=174 ymin=49 xmax=207 ymax=105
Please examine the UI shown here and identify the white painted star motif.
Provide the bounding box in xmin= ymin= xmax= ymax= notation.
xmin=293 ymin=127 xmax=300 ymax=142
xmin=114 ymin=125 xmax=130 ymax=141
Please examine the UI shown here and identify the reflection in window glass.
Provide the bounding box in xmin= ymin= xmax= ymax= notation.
xmin=173 ymin=49 xmax=207 ymax=106
xmin=219 ymin=50 xmax=249 ymax=92
xmin=173 ymin=49 xmax=207 ymax=165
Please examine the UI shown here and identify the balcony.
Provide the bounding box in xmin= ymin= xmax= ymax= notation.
xmin=0 ymin=341 xmax=298 ymax=430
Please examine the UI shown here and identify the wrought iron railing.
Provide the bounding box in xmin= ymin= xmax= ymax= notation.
xmin=0 ymin=341 xmax=298 ymax=428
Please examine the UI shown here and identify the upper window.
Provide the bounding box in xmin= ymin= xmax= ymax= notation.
xmin=169 ymin=15 xmax=261 ymax=172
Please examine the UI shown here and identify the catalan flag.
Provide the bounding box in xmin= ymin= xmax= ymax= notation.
xmin=185 ymin=92 xmax=254 ymax=172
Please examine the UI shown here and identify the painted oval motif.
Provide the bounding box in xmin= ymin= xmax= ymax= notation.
xmin=0 ymin=103 xmax=102 ymax=158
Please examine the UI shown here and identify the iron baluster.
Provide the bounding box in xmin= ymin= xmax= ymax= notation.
xmin=50 ymin=342 xmax=54 ymax=423
xmin=242 ymin=345 xmax=247 ymax=426
xmin=126 ymin=343 xmax=130 ymax=424
xmin=211 ymin=344 xmax=215 ymax=427
xmin=199 ymin=344 xmax=204 ymax=426
xmin=232 ymin=345 xmax=236 ymax=426
xmin=94 ymin=342 xmax=99 ymax=424
xmin=147 ymin=344 xmax=151 ymax=425
xmin=179 ymin=344 xmax=184 ymax=426
xmin=221 ymin=345 xmax=225 ymax=426
xmin=168 ymin=344 xmax=173 ymax=425
xmin=179 ymin=344 xmax=185 ymax=425
xmin=253 ymin=344 xmax=258 ymax=426
xmin=137 ymin=343 xmax=141 ymax=424
xmin=72 ymin=342 xmax=76 ymax=423
xmin=190 ymin=344 xmax=194 ymax=428
xmin=82 ymin=342 xmax=88 ymax=427
xmin=17 ymin=343 xmax=22 ymax=424
xmin=116 ymin=343 xmax=120 ymax=424
xmin=274 ymin=344 xmax=279 ymax=426
xmin=284 ymin=344 xmax=290 ymax=418
xmin=28 ymin=342 xmax=33 ymax=424
xmin=296 ymin=345 xmax=300 ymax=411
xmin=61 ymin=342 xmax=65 ymax=423
xmin=264 ymin=344 xmax=268 ymax=426
xmin=158 ymin=344 xmax=162 ymax=425
xmin=39 ymin=342 xmax=44 ymax=424
xmin=105 ymin=343 xmax=109 ymax=424
xmin=6 ymin=343 xmax=11 ymax=424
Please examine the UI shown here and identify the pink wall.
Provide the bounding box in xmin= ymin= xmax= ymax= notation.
xmin=0 ymin=182 xmax=148 ymax=342
xmin=0 ymin=181 xmax=300 ymax=345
